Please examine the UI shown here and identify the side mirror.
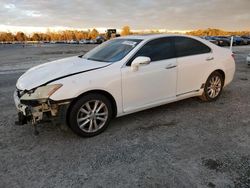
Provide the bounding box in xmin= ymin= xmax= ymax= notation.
xmin=131 ymin=56 xmax=151 ymax=71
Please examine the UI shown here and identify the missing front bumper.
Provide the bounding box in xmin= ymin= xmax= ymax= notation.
xmin=14 ymin=90 xmax=70 ymax=126
xmin=15 ymin=103 xmax=70 ymax=126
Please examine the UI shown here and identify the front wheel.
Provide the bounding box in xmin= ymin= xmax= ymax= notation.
xmin=200 ymin=71 xmax=224 ymax=101
xmin=68 ymin=93 xmax=113 ymax=137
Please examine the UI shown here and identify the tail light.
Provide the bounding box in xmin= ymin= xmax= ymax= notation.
xmin=231 ymin=53 xmax=235 ymax=59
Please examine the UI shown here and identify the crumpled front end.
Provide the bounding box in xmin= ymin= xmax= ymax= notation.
xmin=14 ymin=85 xmax=70 ymax=127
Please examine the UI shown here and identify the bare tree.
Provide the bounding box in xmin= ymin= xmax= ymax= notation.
xmin=121 ymin=26 xmax=131 ymax=36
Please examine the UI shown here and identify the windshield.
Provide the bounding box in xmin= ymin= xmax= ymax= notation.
xmin=83 ymin=39 xmax=142 ymax=63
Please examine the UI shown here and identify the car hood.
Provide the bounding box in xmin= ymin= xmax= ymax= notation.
xmin=16 ymin=56 xmax=110 ymax=90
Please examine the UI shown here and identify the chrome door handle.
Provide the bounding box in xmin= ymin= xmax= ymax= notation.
xmin=165 ymin=65 xmax=177 ymax=69
xmin=206 ymin=57 xmax=214 ymax=61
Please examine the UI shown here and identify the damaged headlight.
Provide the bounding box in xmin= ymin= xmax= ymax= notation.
xmin=20 ymin=84 xmax=62 ymax=100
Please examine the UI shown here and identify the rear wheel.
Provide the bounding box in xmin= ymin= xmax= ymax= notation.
xmin=68 ymin=93 xmax=113 ymax=137
xmin=200 ymin=71 xmax=224 ymax=101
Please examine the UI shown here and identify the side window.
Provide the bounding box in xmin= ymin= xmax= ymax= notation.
xmin=174 ymin=37 xmax=211 ymax=57
xmin=127 ymin=37 xmax=175 ymax=66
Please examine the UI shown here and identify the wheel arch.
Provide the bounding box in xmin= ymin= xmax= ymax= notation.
xmin=204 ymin=69 xmax=226 ymax=84
xmin=215 ymin=69 xmax=225 ymax=81
xmin=66 ymin=89 xmax=118 ymax=125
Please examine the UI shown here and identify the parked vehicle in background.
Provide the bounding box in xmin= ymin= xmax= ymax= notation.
xmin=14 ymin=34 xmax=235 ymax=137
xmin=68 ymin=40 xmax=79 ymax=44
xmin=79 ymin=39 xmax=89 ymax=44
xmin=79 ymin=38 xmax=103 ymax=44
xmin=79 ymin=40 xmax=86 ymax=44
xmin=203 ymin=36 xmax=249 ymax=46
xmin=215 ymin=36 xmax=231 ymax=46
xmin=247 ymin=54 xmax=250 ymax=65
xmin=241 ymin=36 xmax=250 ymax=45
xmin=203 ymin=36 xmax=230 ymax=46
xmin=50 ymin=41 xmax=66 ymax=44
xmin=96 ymin=36 xmax=105 ymax=44
xmin=232 ymin=36 xmax=247 ymax=45
xmin=203 ymin=36 xmax=219 ymax=45
xmin=89 ymin=39 xmax=97 ymax=44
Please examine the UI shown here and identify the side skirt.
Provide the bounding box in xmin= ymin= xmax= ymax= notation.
xmin=117 ymin=89 xmax=203 ymax=117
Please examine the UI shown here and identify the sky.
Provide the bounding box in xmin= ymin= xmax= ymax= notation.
xmin=0 ymin=0 xmax=250 ymax=33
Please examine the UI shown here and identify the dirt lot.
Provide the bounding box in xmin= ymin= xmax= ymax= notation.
xmin=0 ymin=44 xmax=250 ymax=188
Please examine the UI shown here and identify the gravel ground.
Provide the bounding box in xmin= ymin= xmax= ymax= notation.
xmin=0 ymin=44 xmax=249 ymax=188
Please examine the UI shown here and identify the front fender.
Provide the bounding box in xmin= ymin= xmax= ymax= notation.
xmin=49 ymin=67 xmax=123 ymax=115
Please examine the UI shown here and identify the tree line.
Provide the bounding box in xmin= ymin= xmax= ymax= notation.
xmin=0 ymin=29 xmax=100 ymax=42
xmin=186 ymin=28 xmax=250 ymax=36
xmin=0 ymin=26 xmax=132 ymax=42
xmin=0 ymin=27 xmax=249 ymax=42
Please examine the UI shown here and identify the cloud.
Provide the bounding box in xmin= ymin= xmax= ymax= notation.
xmin=23 ymin=10 xmax=41 ymax=17
xmin=0 ymin=0 xmax=249 ymax=31
xmin=4 ymin=3 xmax=16 ymax=9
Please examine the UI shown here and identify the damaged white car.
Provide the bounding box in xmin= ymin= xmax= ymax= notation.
xmin=14 ymin=34 xmax=235 ymax=137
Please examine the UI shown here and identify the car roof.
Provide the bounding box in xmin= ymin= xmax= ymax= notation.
xmin=117 ymin=34 xmax=219 ymax=49
xmin=119 ymin=34 xmax=193 ymax=40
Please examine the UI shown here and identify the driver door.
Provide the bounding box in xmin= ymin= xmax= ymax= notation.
xmin=121 ymin=37 xmax=177 ymax=112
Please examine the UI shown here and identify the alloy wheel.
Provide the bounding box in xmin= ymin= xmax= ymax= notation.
xmin=207 ymin=75 xmax=222 ymax=98
xmin=77 ymin=100 xmax=108 ymax=133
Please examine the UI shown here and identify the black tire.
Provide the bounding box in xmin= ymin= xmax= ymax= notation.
xmin=68 ymin=93 xmax=113 ymax=137
xmin=200 ymin=71 xmax=224 ymax=102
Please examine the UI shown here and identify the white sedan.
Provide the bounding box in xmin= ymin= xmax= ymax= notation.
xmin=14 ymin=34 xmax=235 ymax=137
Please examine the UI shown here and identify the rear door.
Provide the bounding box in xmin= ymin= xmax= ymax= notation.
xmin=173 ymin=36 xmax=213 ymax=95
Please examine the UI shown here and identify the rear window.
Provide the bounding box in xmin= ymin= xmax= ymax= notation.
xmin=174 ymin=37 xmax=211 ymax=57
